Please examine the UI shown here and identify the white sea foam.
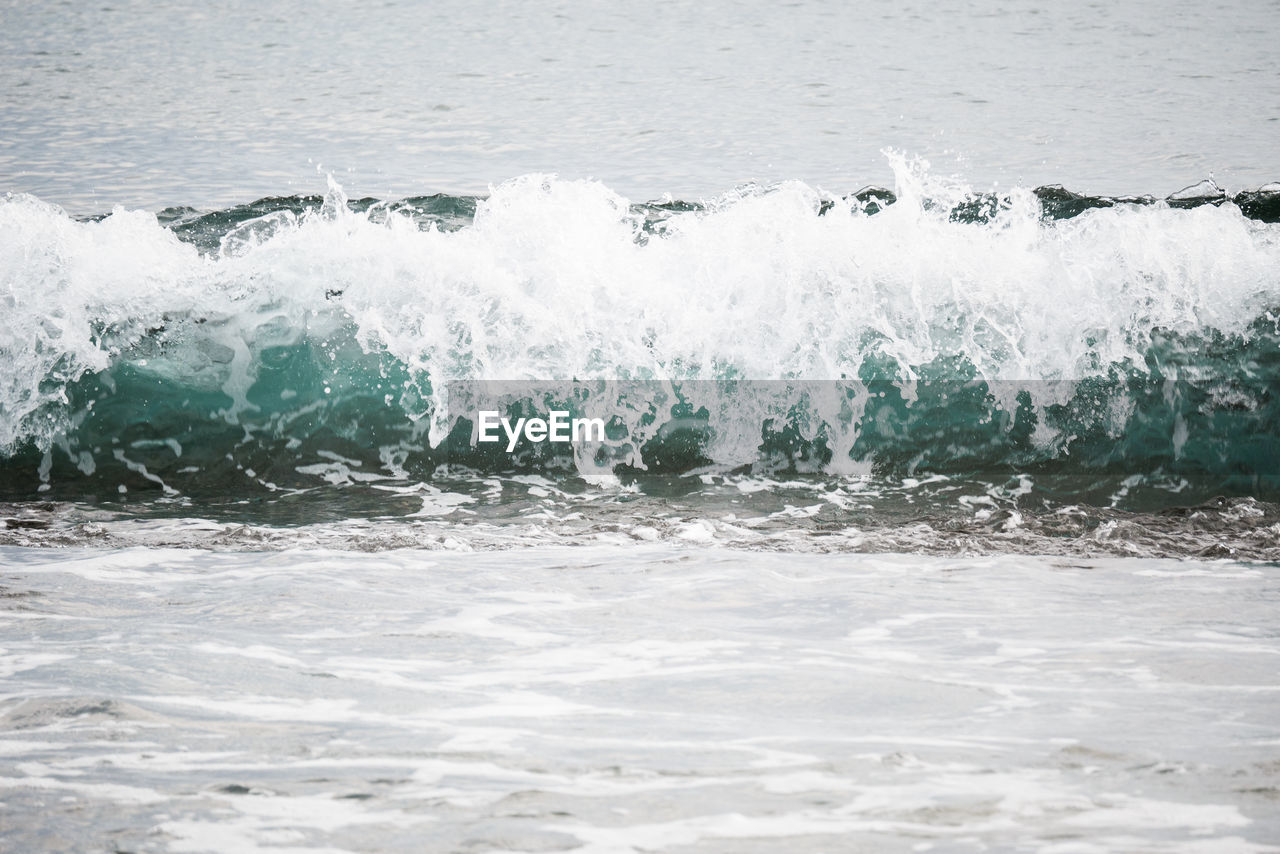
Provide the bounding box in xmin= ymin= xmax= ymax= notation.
xmin=3 ymin=158 xmax=1278 ymax=475
xmin=2 ymin=544 xmax=1278 ymax=852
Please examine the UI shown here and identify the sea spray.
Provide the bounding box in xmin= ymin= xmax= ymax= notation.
xmin=1 ymin=156 xmax=1278 ymax=500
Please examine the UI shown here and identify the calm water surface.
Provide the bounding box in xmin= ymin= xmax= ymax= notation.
xmin=1 ymin=0 xmax=1277 ymax=212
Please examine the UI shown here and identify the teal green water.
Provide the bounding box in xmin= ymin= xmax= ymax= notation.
xmin=2 ymin=175 xmax=1278 ymax=520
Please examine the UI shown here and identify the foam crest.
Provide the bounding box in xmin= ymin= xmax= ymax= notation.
xmin=0 ymin=195 xmax=202 ymax=448
xmin=1 ymin=157 xmax=1278 ymax=486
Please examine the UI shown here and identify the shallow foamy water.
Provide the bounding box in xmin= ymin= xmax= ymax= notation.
xmin=1 ymin=544 xmax=1276 ymax=852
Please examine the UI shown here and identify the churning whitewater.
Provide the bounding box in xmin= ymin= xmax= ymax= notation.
xmin=2 ymin=157 xmax=1277 ymax=512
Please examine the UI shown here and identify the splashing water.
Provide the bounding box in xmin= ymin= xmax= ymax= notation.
xmin=1 ymin=156 xmax=1278 ymax=504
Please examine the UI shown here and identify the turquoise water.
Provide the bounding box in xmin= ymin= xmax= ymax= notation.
xmin=2 ymin=168 xmax=1278 ymax=556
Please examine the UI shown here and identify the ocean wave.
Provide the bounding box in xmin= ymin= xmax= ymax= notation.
xmin=2 ymin=156 xmax=1278 ymax=500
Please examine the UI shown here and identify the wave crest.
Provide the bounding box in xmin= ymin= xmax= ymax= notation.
xmin=2 ymin=157 xmax=1278 ymax=497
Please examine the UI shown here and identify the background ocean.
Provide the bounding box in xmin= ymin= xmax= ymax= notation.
xmin=2 ymin=1 xmax=1280 ymax=852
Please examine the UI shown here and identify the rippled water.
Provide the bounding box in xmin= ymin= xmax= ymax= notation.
xmin=2 ymin=0 xmax=1278 ymax=213
xmin=3 ymin=545 xmax=1279 ymax=853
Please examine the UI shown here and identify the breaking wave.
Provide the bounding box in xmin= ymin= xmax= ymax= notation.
xmin=2 ymin=156 xmax=1278 ymax=502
